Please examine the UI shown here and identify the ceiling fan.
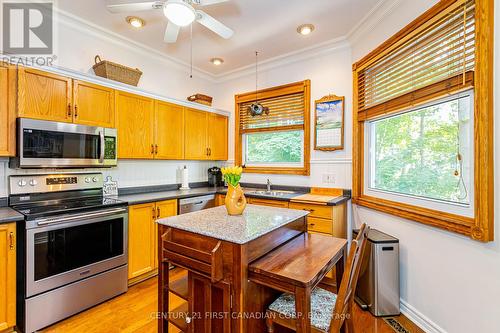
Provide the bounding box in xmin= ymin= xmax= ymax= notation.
xmin=106 ymin=0 xmax=234 ymax=43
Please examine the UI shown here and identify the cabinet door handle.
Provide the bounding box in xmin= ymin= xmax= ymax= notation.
xmin=152 ymin=207 xmax=156 ymax=219
xmin=151 ymin=144 xmax=155 ymax=155
xmin=74 ymin=105 xmax=78 ymax=118
xmin=208 ymin=148 xmax=212 ymax=156
xmin=67 ymin=103 xmax=72 ymax=117
xmin=9 ymin=232 xmax=14 ymax=250
xmin=155 ymin=144 xmax=158 ymax=155
xmin=157 ymin=207 xmax=160 ymax=219
xmin=206 ymin=148 xmax=209 ymax=156
xmin=303 ymin=208 xmax=314 ymax=212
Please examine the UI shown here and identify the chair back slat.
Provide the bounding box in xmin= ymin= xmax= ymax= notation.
xmin=329 ymin=223 xmax=369 ymax=332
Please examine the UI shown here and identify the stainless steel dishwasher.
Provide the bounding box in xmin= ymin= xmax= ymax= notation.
xmin=178 ymin=194 xmax=216 ymax=214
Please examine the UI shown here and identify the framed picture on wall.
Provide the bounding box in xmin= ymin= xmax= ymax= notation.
xmin=314 ymin=94 xmax=345 ymax=151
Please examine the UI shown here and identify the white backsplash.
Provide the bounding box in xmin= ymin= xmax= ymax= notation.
xmin=0 ymin=158 xmax=223 ymax=197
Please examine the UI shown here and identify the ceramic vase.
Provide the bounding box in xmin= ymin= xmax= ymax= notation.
xmin=225 ymin=184 xmax=247 ymax=215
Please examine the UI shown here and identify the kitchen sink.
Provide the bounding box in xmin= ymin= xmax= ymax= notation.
xmin=248 ymin=190 xmax=296 ymax=197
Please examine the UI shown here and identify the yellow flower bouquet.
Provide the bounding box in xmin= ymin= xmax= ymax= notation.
xmin=221 ymin=166 xmax=243 ymax=187
xmin=221 ymin=166 xmax=246 ymax=215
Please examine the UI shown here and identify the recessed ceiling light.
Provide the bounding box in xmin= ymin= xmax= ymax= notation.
xmin=297 ymin=24 xmax=315 ymax=36
xmin=210 ymin=58 xmax=224 ymax=66
xmin=126 ymin=16 xmax=145 ymax=28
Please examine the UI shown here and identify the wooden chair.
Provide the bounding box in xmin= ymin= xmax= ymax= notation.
xmin=265 ymin=223 xmax=369 ymax=333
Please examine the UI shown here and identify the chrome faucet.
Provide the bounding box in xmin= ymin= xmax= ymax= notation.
xmin=266 ymin=179 xmax=272 ymax=192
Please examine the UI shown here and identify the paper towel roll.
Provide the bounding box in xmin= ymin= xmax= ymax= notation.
xmin=180 ymin=165 xmax=190 ymax=190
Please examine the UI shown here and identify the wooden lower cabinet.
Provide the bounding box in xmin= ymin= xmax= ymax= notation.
xmin=215 ymin=194 xmax=225 ymax=206
xmin=0 ymin=223 xmax=16 ymax=331
xmin=128 ymin=200 xmax=177 ymax=284
xmin=289 ymin=202 xmax=347 ymax=238
xmin=247 ymin=197 xmax=289 ymax=208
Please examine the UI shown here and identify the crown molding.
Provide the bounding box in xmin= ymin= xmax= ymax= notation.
xmin=55 ymin=8 xmax=217 ymax=82
xmin=346 ymin=0 xmax=404 ymax=45
xmin=213 ymin=37 xmax=350 ymax=83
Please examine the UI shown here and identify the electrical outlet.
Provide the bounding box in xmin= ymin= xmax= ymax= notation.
xmin=322 ymin=174 xmax=336 ymax=184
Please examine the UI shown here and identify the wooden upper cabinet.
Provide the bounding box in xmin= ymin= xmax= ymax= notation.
xmin=128 ymin=203 xmax=156 ymax=280
xmin=184 ymin=108 xmax=209 ymax=160
xmin=73 ymin=80 xmax=115 ymax=128
xmin=155 ymin=101 xmax=184 ymax=159
xmin=0 ymin=64 xmax=16 ymax=157
xmin=116 ymin=91 xmax=155 ymax=159
xmin=18 ymin=67 xmax=72 ymax=122
xmin=0 ymin=223 xmax=16 ymax=331
xmin=208 ymin=113 xmax=228 ymax=160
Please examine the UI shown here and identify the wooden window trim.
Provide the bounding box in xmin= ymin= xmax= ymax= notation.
xmin=352 ymin=0 xmax=494 ymax=242
xmin=235 ymin=80 xmax=311 ymax=176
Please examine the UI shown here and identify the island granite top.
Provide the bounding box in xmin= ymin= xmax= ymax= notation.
xmin=156 ymin=204 xmax=309 ymax=244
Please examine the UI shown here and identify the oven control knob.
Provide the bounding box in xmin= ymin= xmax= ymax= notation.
xmin=29 ymin=179 xmax=38 ymax=186
xmin=84 ymin=177 xmax=91 ymax=183
xmin=92 ymin=177 xmax=99 ymax=183
xmin=18 ymin=179 xmax=27 ymax=187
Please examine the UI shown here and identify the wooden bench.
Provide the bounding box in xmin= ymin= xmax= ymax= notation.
xmin=248 ymin=233 xmax=347 ymax=333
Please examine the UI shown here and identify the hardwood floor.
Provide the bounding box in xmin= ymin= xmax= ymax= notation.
xmin=41 ymin=268 xmax=423 ymax=333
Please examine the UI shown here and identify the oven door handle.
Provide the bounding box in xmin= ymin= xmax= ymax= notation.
xmin=99 ymin=130 xmax=105 ymax=164
xmin=35 ymin=208 xmax=127 ymax=226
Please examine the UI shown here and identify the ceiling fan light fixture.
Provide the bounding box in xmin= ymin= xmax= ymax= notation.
xmin=297 ymin=24 xmax=315 ymax=36
xmin=126 ymin=16 xmax=145 ymax=28
xmin=210 ymin=57 xmax=224 ymax=65
xmin=163 ymin=0 xmax=196 ymax=27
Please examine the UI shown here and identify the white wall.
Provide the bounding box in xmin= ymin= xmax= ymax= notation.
xmin=0 ymin=11 xmax=223 ymax=198
xmin=213 ymin=43 xmax=353 ymax=189
xmin=349 ymin=1 xmax=500 ymax=332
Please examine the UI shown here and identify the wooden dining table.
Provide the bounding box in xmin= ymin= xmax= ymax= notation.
xmin=248 ymin=233 xmax=348 ymax=333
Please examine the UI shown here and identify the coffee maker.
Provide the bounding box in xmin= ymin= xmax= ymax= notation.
xmin=208 ymin=167 xmax=223 ymax=187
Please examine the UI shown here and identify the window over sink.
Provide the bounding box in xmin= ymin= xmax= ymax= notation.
xmin=235 ymin=80 xmax=311 ymax=175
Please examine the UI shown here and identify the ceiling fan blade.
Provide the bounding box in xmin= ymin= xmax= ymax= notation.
xmin=164 ymin=22 xmax=180 ymax=43
xmin=196 ymin=10 xmax=233 ymax=39
xmin=106 ymin=1 xmax=159 ymax=13
xmin=197 ymin=0 xmax=229 ymax=6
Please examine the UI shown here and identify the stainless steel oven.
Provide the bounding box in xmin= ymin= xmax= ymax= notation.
xmin=10 ymin=118 xmax=117 ymax=168
xmin=26 ymin=207 xmax=128 ymax=297
xmin=10 ymin=173 xmax=128 ymax=333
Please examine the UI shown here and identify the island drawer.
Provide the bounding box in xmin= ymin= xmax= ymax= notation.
xmin=161 ymin=228 xmax=223 ymax=282
xmin=289 ymin=202 xmax=332 ymax=219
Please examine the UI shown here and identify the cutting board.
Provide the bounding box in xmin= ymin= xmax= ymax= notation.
xmin=290 ymin=187 xmax=343 ymax=205
xmin=290 ymin=193 xmax=340 ymax=205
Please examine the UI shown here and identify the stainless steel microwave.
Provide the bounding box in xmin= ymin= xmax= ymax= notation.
xmin=10 ymin=118 xmax=118 ymax=168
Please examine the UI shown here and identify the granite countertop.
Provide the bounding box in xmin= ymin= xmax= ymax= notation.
xmin=117 ymin=186 xmax=350 ymax=206
xmin=0 ymin=207 xmax=24 ymax=224
xmin=156 ymin=205 xmax=309 ymax=244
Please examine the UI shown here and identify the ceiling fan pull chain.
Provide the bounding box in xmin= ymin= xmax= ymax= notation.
xmin=190 ymin=23 xmax=193 ymax=78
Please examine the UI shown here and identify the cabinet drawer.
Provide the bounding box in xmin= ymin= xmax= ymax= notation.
xmin=248 ymin=198 xmax=289 ymax=208
xmin=289 ymin=202 xmax=332 ymax=219
xmin=307 ymin=216 xmax=332 ymax=234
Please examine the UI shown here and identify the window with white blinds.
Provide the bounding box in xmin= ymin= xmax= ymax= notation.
xmin=357 ymin=0 xmax=475 ymax=115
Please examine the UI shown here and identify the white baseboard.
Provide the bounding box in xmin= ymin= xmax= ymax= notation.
xmin=400 ymin=299 xmax=447 ymax=333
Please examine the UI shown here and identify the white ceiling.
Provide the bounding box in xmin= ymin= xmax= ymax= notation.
xmin=58 ymin=0 xmax=381 ymax=75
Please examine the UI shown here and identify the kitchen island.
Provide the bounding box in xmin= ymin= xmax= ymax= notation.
xmin=156 ymin=204 xmax=310 ymax=333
